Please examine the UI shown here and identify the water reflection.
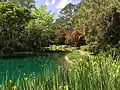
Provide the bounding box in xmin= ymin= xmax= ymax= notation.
xmin=0 ymin=53 xmax=60 ymax=83
xmin=0 ymin=52 xmax=69 ymax=83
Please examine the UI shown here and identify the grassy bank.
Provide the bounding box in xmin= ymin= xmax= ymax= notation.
xmin=67 ymin=50 xmax=120 ymax=89
xmin=1 ymin=50 xmax=120 ymax=90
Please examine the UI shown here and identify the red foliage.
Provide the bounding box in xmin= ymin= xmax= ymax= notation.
xmin=65 ymin=26 xmax=85 ymax=46
xmin=57 ymin=25 xmax=85 ymax=46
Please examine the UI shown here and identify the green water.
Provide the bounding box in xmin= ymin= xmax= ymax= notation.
xmin=0 ymin=53 xmax=63 ymax=83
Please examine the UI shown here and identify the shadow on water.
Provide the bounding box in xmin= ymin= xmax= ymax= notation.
xmin=0 ymin=51 xmax=70 ymax=84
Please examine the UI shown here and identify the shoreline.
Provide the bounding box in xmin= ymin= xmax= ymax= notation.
xmin=65 ymin=56 xmax=73 ymax=64
xmin=58 ymin=55 xmax=73 ymax=69
xmin=0 ymin=51 xmax=70 ymax=58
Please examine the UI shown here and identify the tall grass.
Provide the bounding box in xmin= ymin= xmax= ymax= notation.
xmin=1 ymin=50 xmax=120 ymax=90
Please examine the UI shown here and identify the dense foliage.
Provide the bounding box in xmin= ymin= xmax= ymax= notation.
xmin=0 ymin=2 xmax=54 ymax=53
xmin=0 ymin=0 xmax=35 ymax=9
xmin=27 ymin=6 xmax=54 ymax=51
xmin=54 ymin=3 xmax=85 ymax=47
xmin=1 ymin=1 xmax=120 ymax=90
xmin=0 ymin=2 xmax=31 ymax=52
xmin=1 ymin=0 xmax=120 ymax=54
xmin=70 ymin=0 xmax=120 ymax=54
xmin=53 ymin=0 xmax=120 ymax=54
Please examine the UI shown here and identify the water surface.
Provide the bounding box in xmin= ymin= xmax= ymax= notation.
xmin=0 ymin=53 xmax=65 ymax=83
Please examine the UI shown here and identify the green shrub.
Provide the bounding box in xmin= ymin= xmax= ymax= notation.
xmin=0 ymin=2 xmax=31 ymax=51
xmin=104 ymin=48 xmax=120 ymax=60
xmin=80 ymin=45 xmax=89 ymax=51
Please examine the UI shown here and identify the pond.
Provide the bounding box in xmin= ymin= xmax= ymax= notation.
xmin=0 ymin=53 xmax=67 ymax=84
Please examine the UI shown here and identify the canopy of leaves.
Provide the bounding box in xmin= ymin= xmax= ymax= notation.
xmin=71 ymin=0 xmax=120 ymax=53
xmin=53 ymin=3 xmax=85 ymax=46
xmin=0 ymin=2 xmax=55 ymax=52
xmin=0 ymin=2 xmax=31 ymax=51
xmin=27 ymin=6 xmax=55 ymax=50
xmin=55 ymin=3 xmax=78 ymax=32
xmin=0 ymin=0 xmax=35 ymax=9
